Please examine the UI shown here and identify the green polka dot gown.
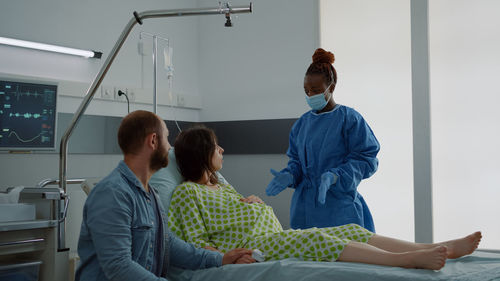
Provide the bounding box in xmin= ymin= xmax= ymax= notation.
xmin=168 ymin=182 xmax=374 ymax=262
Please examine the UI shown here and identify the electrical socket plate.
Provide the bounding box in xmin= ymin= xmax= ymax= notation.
xmin=101 ymin=85 xmax=114 ymax=100
xmin=177 ymin=95 xmax=185 ymax=107
xmin=126 ymin=88 xmax=136 ymax=102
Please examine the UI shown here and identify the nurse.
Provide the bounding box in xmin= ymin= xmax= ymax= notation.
xmin=266 ymin=48 xmax=380 ymax=232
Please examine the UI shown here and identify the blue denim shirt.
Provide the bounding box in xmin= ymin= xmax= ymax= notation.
xmin=76 ymin=161 xmax=223 ymax=281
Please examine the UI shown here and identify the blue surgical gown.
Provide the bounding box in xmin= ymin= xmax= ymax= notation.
xmin=285 ymin=105 xmax=379 ymax=232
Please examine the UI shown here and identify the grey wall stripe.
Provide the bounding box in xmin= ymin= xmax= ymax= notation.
xmin=49 ymin=113 xmax=296 ymax=155
xmin=202 ymin=119 xmax=296 ymax=155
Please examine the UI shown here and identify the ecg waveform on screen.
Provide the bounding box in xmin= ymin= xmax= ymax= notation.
xmin=14 ymin=90 xmax=43 ymax=101
xmin=8 ymin=112 xmax=42 ymax=119
xmin=8 ymin=131 xmax=43 ymax=143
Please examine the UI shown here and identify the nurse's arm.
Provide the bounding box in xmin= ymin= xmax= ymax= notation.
xmin=330 ymin=115 xmax=379 ymax=193
xmin=284 ymin=124 xmax=304 ymax=187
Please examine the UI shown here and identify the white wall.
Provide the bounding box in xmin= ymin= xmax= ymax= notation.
xmin=197 ymin=0 xmax=319 ymax=121
xmin=430 ymin=0 xmax=500 ymax=249
xmin=320 ymin=0 xmax=414 ymax=240
xmin=0 ymin=0 xmax=203 ymax=121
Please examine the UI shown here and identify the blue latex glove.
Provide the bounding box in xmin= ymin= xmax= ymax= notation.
xmin=266 ymin=169 xmax=293 ymax=196
xmin=318 ymin=171 xmax=339 ymax=204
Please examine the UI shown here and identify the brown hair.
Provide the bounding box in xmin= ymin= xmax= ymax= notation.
xmin=174 ymin=126 xmax=219 ymax=184
xmin=117 ymin=110 xmax=163 ymax=155
xmin=305 ymin=48 xmax=337 ymax=86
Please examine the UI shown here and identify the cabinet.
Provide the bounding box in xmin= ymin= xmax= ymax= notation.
xmin=0 ymin=187 xmax=69 ymax=281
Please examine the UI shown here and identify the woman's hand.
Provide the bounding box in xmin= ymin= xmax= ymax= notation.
xmin=234 ymin=254 xmax=256 ymax=264
xmin=203 ymin=245 xmax=222 ymax=253
xmin=240 ymin=195 xmax=264 ymax=204
xmin=222 ymin=248 xmax=255 ymax=265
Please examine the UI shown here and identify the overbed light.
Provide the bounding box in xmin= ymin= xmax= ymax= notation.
xmin=0 ymin=36 xmax=102 ymax=59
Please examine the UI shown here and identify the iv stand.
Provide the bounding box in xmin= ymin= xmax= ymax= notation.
xmin=57 ymin=3 xmax=252 ymax=251
xmin=139 ymin=32 xmax=170 ymax=114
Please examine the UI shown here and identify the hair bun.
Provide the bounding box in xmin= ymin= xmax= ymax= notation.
xmin=312 ymin=48 xmax=335 ymax=65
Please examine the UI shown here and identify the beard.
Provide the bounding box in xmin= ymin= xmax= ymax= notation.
xmin=150 ymin=141 xmax=169 ymax=172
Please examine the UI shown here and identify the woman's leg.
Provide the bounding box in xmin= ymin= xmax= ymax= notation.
xmin=367 ymin=231 xmax=482 ymax=259
xmin=246 ymin=228 xmax=349 ymax=261
xmin=439 ymin=232 xmax=482 ymax=258
xmin=367 ymin=235 xmax=434 ymax=252
xmin=338 ymin=241 xmax=447 ymax=270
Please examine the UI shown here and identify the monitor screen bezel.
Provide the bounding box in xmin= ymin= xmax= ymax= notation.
xmin=0 ymin=78 xmax=58 ymax=151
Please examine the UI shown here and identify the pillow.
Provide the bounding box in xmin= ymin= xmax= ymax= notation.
xmin=150 ymin=148 xmax=228 ymax=213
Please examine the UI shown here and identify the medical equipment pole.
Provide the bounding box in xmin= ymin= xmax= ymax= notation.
xmin=57 ymin=17 xmax=137 ymax=251
xmin=139 ymin=32 xmax=169 ymax=114
xmin=58 ymin=3 xmax=252 ymax=251
xmin=153 ymin=36 xmax=158 ymax=113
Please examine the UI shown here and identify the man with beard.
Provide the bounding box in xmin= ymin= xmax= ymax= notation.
xmin=76 ymin=110 xmax=254 ymax=281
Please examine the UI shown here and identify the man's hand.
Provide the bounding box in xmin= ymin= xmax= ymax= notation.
xmin=222 ymin=248 xmax=255 ymax=265
xmin=240 ymin=195 xmax=264 ymax=204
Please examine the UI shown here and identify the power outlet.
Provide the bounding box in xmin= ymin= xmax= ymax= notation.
xmin=101 ymin=86 xmax=114 ymax=100
xmin=114 ymin=89 xmax=126 ymax=101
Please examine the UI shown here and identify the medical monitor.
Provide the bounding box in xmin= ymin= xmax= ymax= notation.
xmin=0 ymin=79 xmax=57 ymax=151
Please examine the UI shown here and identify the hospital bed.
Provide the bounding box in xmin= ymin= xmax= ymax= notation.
xmin=147 ymin=150 xmax=500 ymax=281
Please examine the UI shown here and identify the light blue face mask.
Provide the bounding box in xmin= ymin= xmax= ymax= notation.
xmin=305 ymin=82 xmax=334 ymax=111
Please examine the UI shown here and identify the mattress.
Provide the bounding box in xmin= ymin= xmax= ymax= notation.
xmin=167 ymin=250 xmax=500 ymax=281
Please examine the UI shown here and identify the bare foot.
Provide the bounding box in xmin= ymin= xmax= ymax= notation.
xmin=401 ymin=246 xmax=447 ymax=270
xmin=441 ymin=231 xmax=482 ymax=259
